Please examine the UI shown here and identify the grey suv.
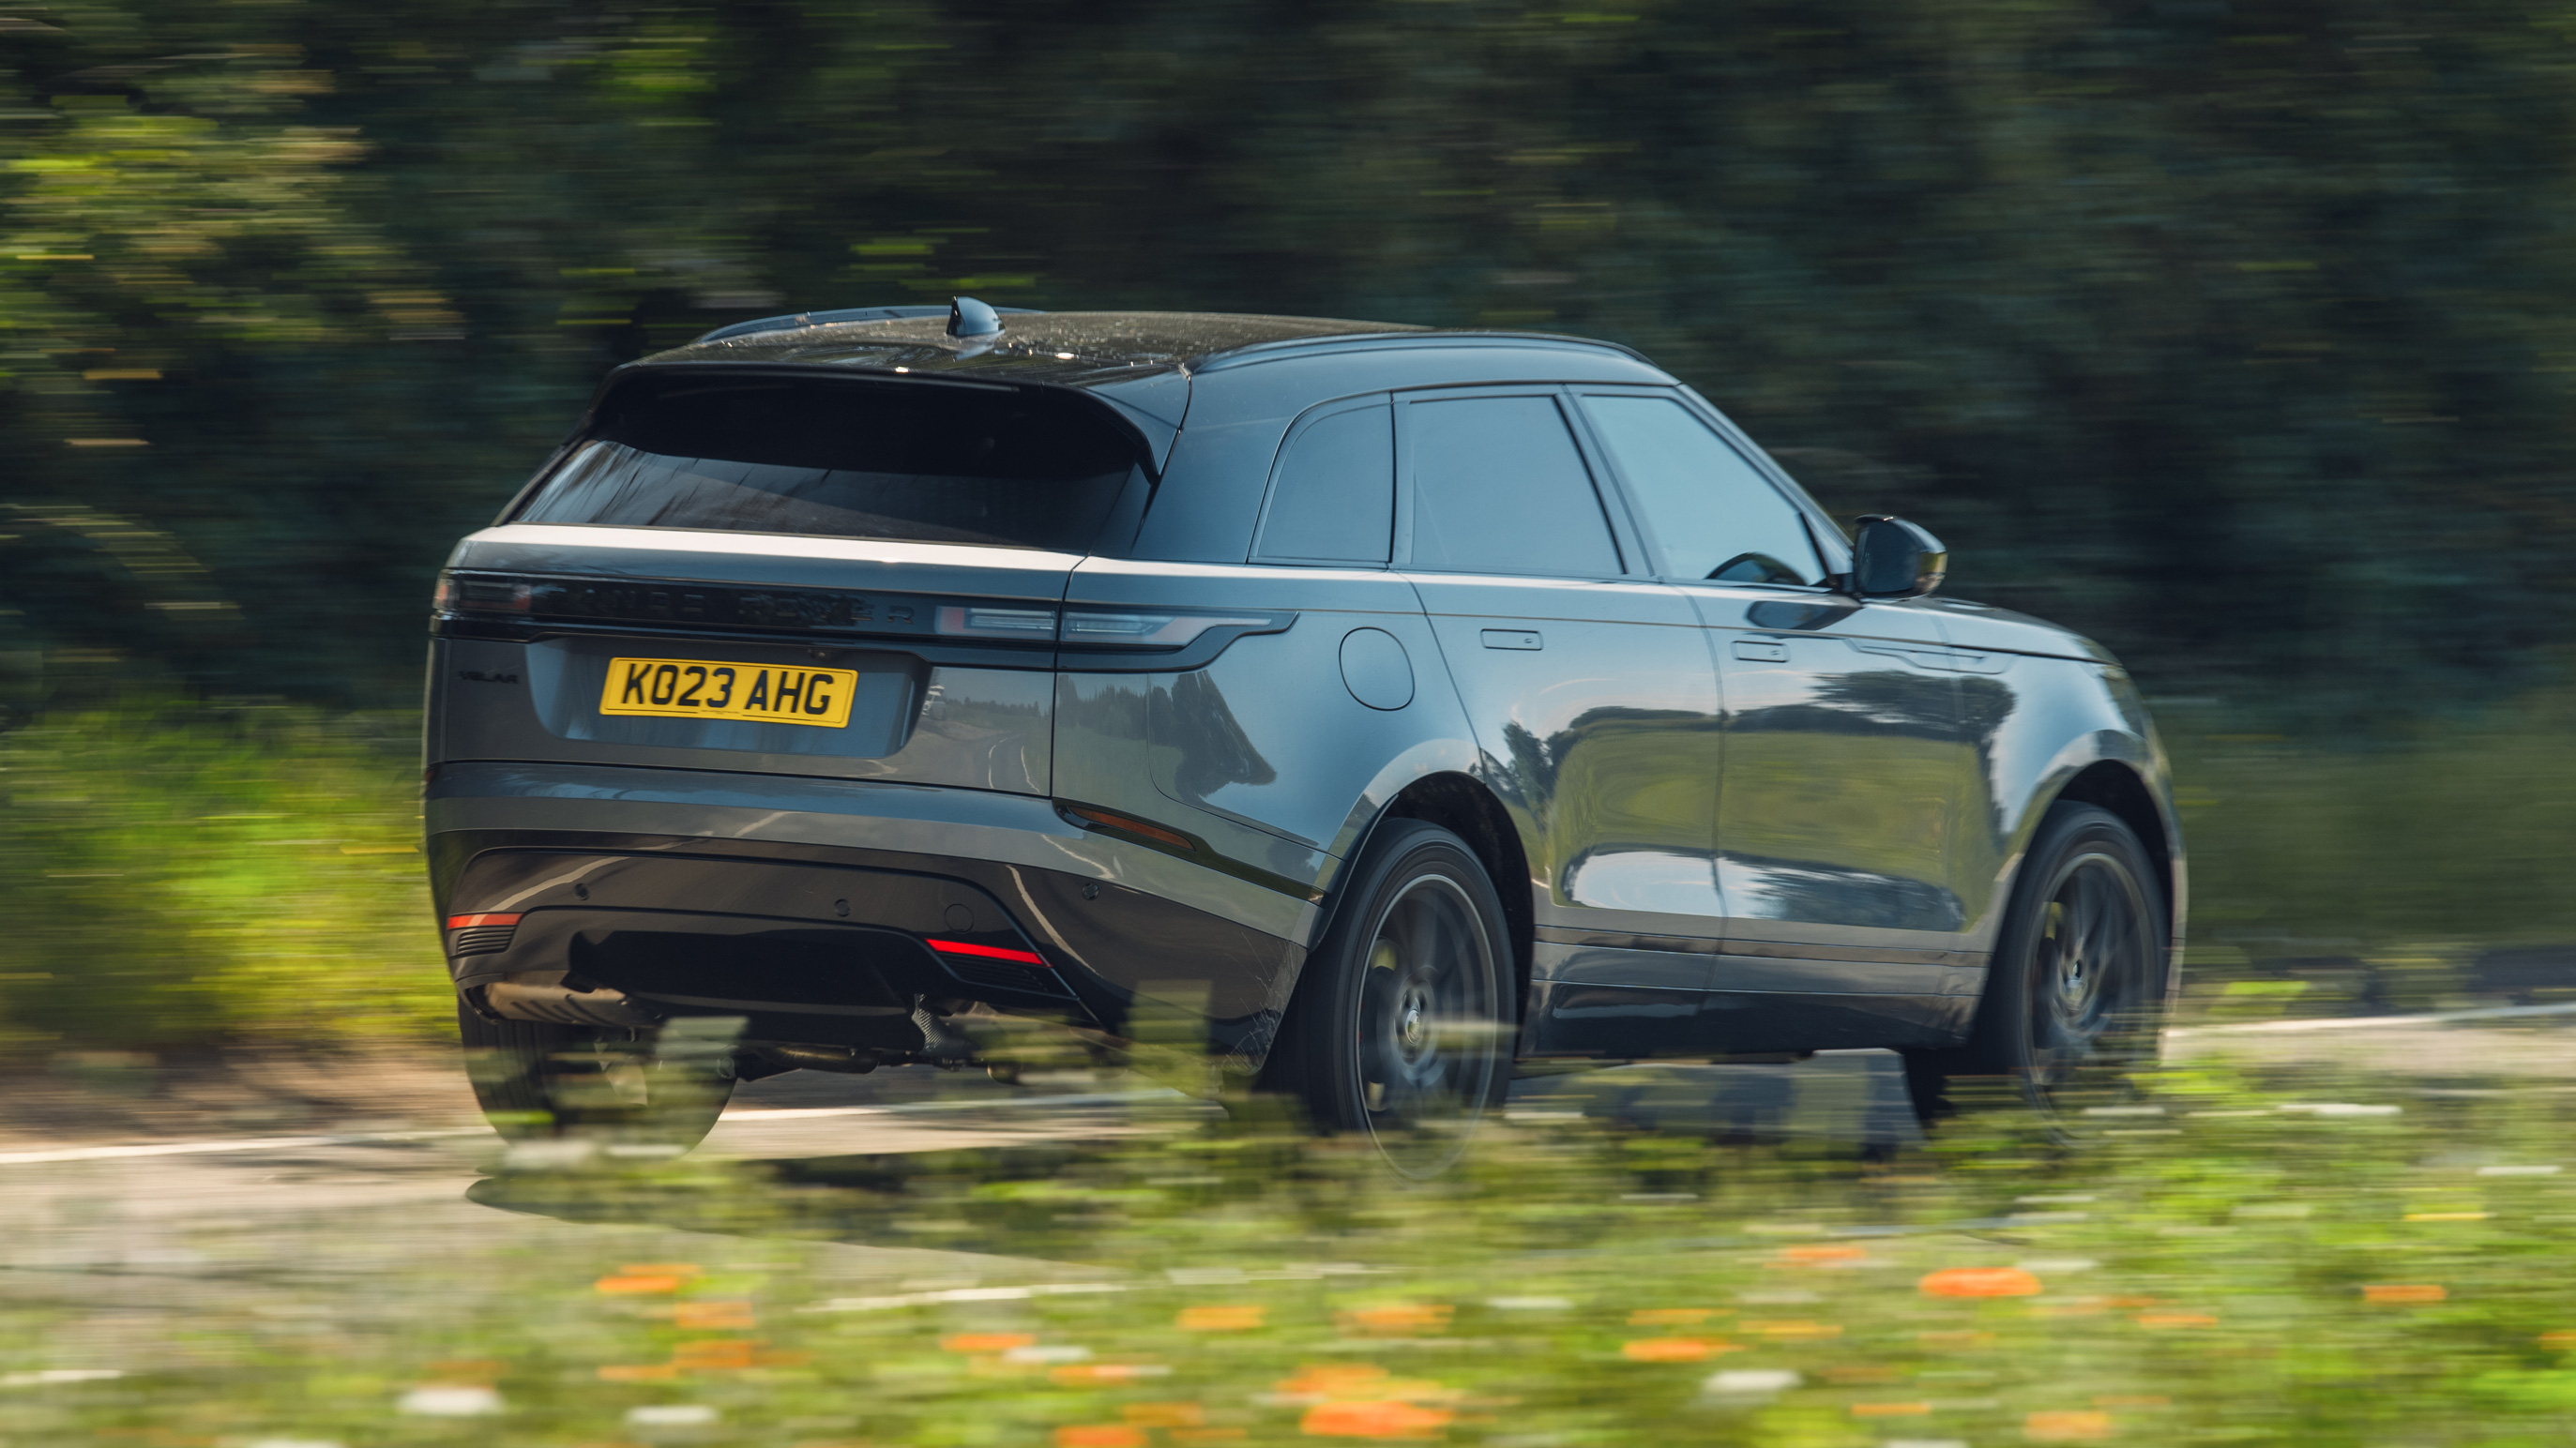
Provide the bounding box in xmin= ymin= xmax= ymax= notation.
xmin=426 ymin=299 xmax=2181 ymax=1170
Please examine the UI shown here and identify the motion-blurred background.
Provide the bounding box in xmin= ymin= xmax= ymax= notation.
xmin=6 ymin=0 xmax=2573 ymax=1058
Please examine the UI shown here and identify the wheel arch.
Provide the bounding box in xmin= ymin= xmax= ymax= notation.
xmin=1309 ymin=772 xmax=1536 ymax=1032
xmin=2053 ymin=759 xmax=2178 ymax=936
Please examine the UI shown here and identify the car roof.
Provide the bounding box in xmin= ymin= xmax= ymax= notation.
xmin=642 ymin=308 xmax=1646 ymax=385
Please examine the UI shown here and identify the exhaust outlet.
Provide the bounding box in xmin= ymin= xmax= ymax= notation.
xmin=751 ymin=1043 xmax=878 ymax=1075
xmin=479 ymin=977 xmax=663 ymax=1032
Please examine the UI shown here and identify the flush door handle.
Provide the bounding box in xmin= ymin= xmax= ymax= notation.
xmin=1732 ymin=639 xmax=1790 ymax=663
xmin=1481 ymin=629 xmax=1542 ymax=651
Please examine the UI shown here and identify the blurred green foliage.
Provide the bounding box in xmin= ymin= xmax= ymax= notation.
xmin=0 ymin=702 xmax=436 ymax=1052
xmin=5 ymin=0 xmax=2576 ymax=711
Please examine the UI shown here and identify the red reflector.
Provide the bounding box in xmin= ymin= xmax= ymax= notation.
xmin=926 ymin=939 xmax=1048 ymax=966
xmin=447 ymin=913 xmax=523 ymax=930
xmin=1061 ymin=804 xmax=1197 ymax=852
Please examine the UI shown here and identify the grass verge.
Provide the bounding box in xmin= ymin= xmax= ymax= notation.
xmin=5 ymin=1062 xmax=2576 ymax=1443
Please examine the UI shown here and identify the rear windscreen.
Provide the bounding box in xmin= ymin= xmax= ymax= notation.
xmin=515 ymin=375 xmax=1140 ymax=551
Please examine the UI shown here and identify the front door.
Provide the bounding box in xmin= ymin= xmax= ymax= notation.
xmin=1569 ymin=388 xmax=1982 ymax=1050
xmin=1393 ymin=387 xmax=1729 ymax=1054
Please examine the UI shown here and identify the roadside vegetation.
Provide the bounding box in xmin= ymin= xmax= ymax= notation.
xmin=7 ymin=1062 xmax=2574 ymax=1445
xmin=0 ymin=702 xmax=437 ymax=1057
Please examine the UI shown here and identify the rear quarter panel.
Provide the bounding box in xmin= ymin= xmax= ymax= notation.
xmin=1057 ymin=559 xmax=1480 ymax=908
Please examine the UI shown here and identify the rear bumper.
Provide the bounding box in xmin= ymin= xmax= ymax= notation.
xmin=425 ymin=762 xmax=1316 ymax=1060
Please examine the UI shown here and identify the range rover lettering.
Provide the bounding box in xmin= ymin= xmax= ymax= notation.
xmin=425 ymin=298 xmax=2182 ymax=1172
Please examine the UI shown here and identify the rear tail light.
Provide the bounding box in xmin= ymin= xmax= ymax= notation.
xmin=447 ymin=913 xmax=523 ymax=929
xmin=434 ymin=573 xmax=532 ymax=616
xmin=926 ymin=938 xmax=1050 ymax=966
xmin=1059 ymin=610 xmax=1272 ymax=648
xmin=935 ymin=605 xmax=1057 ymax=639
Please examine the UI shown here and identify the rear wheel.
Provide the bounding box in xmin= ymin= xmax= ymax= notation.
xmin=1261 ymin=821 xmax=1514 ymax=1177
xmin=1905 ymin=803 xmax=2169 ymax=1132
xmin=457 ymin=1001 xmax=736 ymax=1153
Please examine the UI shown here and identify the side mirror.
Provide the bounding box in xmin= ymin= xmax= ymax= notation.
xmin=1850 ymin=515 xmax=1947 ymax=598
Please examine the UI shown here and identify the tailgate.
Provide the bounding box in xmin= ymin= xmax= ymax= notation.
xmin=431 ymin=524 xmax=1070 ymax=794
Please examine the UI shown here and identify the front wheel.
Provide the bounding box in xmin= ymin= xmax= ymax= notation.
xmin=1260 ymin=820 xmax=1514 ymax=1178
xmin=1907 ymin=803 xmax=2170 ymax=1132
xmin=457 ymin=1001 xmax=736 ymax=1154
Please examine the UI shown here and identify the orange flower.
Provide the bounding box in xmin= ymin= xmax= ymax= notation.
xmin=2025 ymin=1410 xmax=2114 ymax=1440
xmin=595 ymin=1274 xmax=686 ymax=1295
xmin=596 ymin=1363 xmax=680 ymax=1381
xmin=1851 ymin=1402 xmax=1932 ymax=1418
xmin=2133 ymin=1313 xmax=2218 ymax=1331
xmin=1628 ymin=1307 xmax=1716 ymax=1326
xmin=1338 ymin=1305 xmax=1452 ymax=1335
xmin=1056 ymin=1427 xmax=1147 ymax=1448
xmin=2363 ymin=1284 xmax=2447 ymax=1305
xmin=1276 ymin=1365 xmax=1392 ymax=1397
xmin=672 ymin=1339 xmax=758 ymax=1370
xmin=2538 ymin=1331 xmax=2576 ymax=1349
xmin=1178 ymin=1305 xmax=1266 ymax=1331
xmin=1920 ymin=1267 xmax=2043 ymax=1299
xmin=1620 ymin=1337 xmax=1738 ymax=1363
xmin=673 ymin=1301 xmax=755 ymax=1330
xmin=1299 ymin=1401 xmax=1456 ymax=1439
xmin=1776 ymin=1244 xmax=1870 ymax=1267
xmin=1124 ymin=1403 xmax=1207 ymax=1427
xmin=1746 ymin=1320 xmax=1841 ymax=1339
xmin=942 ymin=1333 xmax=1038 ymax=1353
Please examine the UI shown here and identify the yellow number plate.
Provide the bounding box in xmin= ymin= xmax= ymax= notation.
xmin=599 ymin=657 xmax=858 ymax=729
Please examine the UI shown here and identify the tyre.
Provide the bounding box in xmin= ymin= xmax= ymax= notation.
xmin=1906 ymin=803 xmax=2170 ymax=1131
xmin=457 ymin=1000 xmax=737 ymax=1153
xmin=1261 ymin=820 xmax=1514 ymax=1177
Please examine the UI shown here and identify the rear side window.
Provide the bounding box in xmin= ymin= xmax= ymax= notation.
xmin=1403 ymin=395 xmax=1620 ymax=578
xmin=1255 ymin=402 xmax=1393 ymax=565
xmin=517 ymin=376 xmax=1139 ymax=551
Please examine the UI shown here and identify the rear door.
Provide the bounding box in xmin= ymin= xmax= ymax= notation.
xmin=431 ymin=372 xmax=1146 ymax=795
xmin=1394 ymin=387 xmax=1728 ymax=1049
xmin=1570 ymin=388 xmax=1983 ymax=1018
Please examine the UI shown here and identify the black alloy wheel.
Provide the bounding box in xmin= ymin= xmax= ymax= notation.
xmin=457 ymin=1001 xmax=736 ymax=1154
xmin=1262 ymin=820 xmax=1514 ymax=1177
xmin=1906 ymin=802 xmax=2169 ymax=1132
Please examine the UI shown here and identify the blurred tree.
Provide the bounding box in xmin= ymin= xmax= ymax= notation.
xmin=5 ymin=0 xmax=2575 ymax=718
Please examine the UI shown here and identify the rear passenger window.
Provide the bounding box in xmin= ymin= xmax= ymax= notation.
xmin=1256 ymin=402 xmax=1393 ymax=565
xmin=1404 ymin=395 xmax=1620 ymax=578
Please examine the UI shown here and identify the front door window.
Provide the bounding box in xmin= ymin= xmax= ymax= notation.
xmin=1579 ymin=394 xmax=1825 ymax=586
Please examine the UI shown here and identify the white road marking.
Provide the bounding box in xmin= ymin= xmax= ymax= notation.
xmin=0 ymin=1129 xmax=487 ymax=1168
xmin=0 ymin=1091 xmax=1190 ymax=1169
xmin=2170 ymin=1001 xmax=2576 ymax=1037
